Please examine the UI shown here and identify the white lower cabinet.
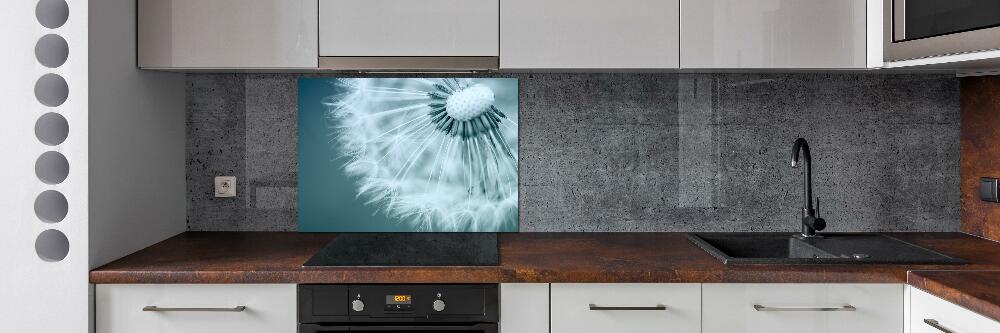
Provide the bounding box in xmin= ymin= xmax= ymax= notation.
xmin=95 ymin=282 xmax=998 ymax=333
xmin=500 ymin=283 xmax=549 ymax=333
xmin=910 ymin=286 xmax=1000 ymax=333
xmin=551 ymin=283 xmax=701 ymax=333
xmin=702 ymin=283 xmax=904 ymax=333
xmin=96 ymin=284 xmax=297 ymax=333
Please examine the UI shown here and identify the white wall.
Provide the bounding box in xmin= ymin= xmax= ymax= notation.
xmin=0 ymin=0 xmax=90 ymax=331
xmin=0 ymin=0 xmax=184 ymax=330
xmin=88 ymin=0 xmax=186 ymax=269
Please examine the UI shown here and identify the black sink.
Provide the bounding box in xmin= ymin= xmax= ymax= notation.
xmin=687 ymin=233 xmax=966 ymax=265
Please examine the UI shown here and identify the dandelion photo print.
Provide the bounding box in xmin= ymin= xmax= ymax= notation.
xmin=298 ymin=78 xmax=519 ymax=232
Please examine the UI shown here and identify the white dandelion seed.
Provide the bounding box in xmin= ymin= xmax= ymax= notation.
xmin=323 ymin=78 xmax=518 ymax=232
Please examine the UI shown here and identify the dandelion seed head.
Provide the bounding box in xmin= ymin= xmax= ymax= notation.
xmin=323 ymin=78 xmax=518 ymax=232
xmin=445 ymin=84 xmax=494 ymax=122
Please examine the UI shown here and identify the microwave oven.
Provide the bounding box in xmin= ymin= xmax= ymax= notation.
xmin=884 ymin=0 xmax=1000 ymax=62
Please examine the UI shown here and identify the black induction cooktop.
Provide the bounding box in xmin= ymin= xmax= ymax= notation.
xmin=303 ymin=233 xmax=500 ymax=266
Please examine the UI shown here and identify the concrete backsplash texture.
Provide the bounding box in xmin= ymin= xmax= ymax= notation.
xmin=186 ymin=73 xmax=960 ymax=232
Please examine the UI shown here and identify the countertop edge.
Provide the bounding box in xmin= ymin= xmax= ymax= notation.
xmin=907 ymin=270 xmax=1000 ymax=323
xmin=88 ymin=231 xmax=1000 ymax=320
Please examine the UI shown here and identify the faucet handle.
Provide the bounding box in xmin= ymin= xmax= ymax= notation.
xmin=811 ymin=216 xmax=827 ymax=232
xmin=815 ymin=196 xmax=820 ymax=218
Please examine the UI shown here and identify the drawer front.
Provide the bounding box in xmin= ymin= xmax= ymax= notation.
xmin=911 ymin=287 xmax=1000 ymax=333
xmin=703 ymin=283 xmax=903 ymax=333
xmin=96 ymin=284 xmax=296 ymax=333
xmin=551 ymin=283 xmax=700 ymax=333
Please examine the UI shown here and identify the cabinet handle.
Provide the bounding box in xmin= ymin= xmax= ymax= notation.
xmin=589 ymin=304 xmax=667 ymax=311
xmin=923 ymin=319 xmax=956 ymax=333
xmin=753 ymin=304 xmax=856 ymax=312
xmin=142 ymin=306 xmax=247 ymax=312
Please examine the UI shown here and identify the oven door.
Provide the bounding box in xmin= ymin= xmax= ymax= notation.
xmin=885 ymin=0 xmax=1000 ymax=61
xmin=300 ymin=323 xmax=498 ymax=333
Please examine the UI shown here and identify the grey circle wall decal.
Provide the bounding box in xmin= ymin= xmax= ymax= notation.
xmin=35 ymin=112 xmax=69 ymax=146
xmin=35 ymin=34 xmax=69 ymax=68
xmin=34 ymin=73 xmax=69 ymax=107
xmin=35 ymin=151 xmax=69 ymax=185
xmin=35 ymin=229 xmax=69 ymax=262
xmin=35 ymin=0 xmax=69 ymax=29
xmin=34 ymin=190 xmax=68 ymax=223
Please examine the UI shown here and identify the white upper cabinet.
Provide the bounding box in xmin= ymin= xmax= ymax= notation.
xmin=500 ymin=0 xmax=680 ymax=69
xmin=319 ymin=0 xmax=499 ymax=57
xmin=681 ymin=0 xmax=872 ymax=69
xmin=138 ymin=0 xmax=318 ymax=69
xmin=133 ymin=0 xmax=885 ymax=70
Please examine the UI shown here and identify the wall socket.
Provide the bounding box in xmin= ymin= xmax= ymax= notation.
xmin=215 ymin=176 xmax=236 ymax=198
xmin=981 ymin=177 xmax=999 ymax=202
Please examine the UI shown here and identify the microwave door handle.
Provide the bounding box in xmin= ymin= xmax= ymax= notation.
xmin=893 ymin=0 xmax=906 ymax=41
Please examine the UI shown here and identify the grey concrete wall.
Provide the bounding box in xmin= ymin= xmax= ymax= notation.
xmin=186 ymin=73 xmax=960 ymax=232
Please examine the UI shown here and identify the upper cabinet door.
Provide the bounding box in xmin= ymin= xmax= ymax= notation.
xmin=138 ymin=0 xmax=318 ymax=69
xmin=501 ymin=0 xmax=680 ymax=69
xmin=681 ymin=0 xmax=868 ymax=68
xmin=319 ymin=0 xmax=500 ymax=57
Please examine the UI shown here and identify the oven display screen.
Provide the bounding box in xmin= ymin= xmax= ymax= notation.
xmin=386 ymin=295 xmax=412 ymax=304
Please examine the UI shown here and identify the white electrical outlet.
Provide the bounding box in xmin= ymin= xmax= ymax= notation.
xmin=214 ymin=176 xmax=236 ymax=198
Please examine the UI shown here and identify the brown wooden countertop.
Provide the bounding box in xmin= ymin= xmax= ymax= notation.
xmin=908 ymin=270 xmax=1000 ymax=322
xmin=91 ymin=232 xmax=1000 ymax=285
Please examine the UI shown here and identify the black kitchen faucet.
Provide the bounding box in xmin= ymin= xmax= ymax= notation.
xmin=791 ymin=138 xmax=826 ymax=238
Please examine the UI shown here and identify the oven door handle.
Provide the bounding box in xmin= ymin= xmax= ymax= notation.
xmin=347 ymin=323 xmax=497 ymax=331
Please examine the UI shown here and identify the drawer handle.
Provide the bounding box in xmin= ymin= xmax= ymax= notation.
xmin=589 ymin=304 xmax=667 ymax=311
xmin=142 ymin=306 xmax=247 ymax=312
xmin=753 ymin=304 xmax=856 ymax=312
xmin=923 ymin=319 xmax=956 ymax=333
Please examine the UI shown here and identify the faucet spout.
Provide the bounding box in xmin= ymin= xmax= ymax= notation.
xmin=791 ymin=138 xmax=825 ymax=237
xmin=791 ymin=138 xmax=812 ymax=211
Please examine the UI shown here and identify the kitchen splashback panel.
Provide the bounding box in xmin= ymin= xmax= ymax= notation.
xmin=297 ymin=78 xmax=519 ymax=232
xmin=186 ymin=73 xmax=960 ymax=232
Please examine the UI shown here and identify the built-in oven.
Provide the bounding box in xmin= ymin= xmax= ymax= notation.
xmin=298 ymin=284 xmax=498 ymax=333
xmin=884 ymin=0 xmax=1000 ymax=61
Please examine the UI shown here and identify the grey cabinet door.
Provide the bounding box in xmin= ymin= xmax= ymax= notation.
xmin=319 ymin=0 xmax=500 ymax=57
xmin=501 ymin=0 xmax=680 ymax=69
xmin=138 ymin=0 xmax=318 ymax=69
xmin=681 ymin=0 xmax=869 ymax=69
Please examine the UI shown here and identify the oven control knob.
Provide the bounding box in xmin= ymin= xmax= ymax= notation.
xmin=432 ymin=299 xmax=446 ymax=312
xmin=351 ymin=299 xmax=365 ymax=312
